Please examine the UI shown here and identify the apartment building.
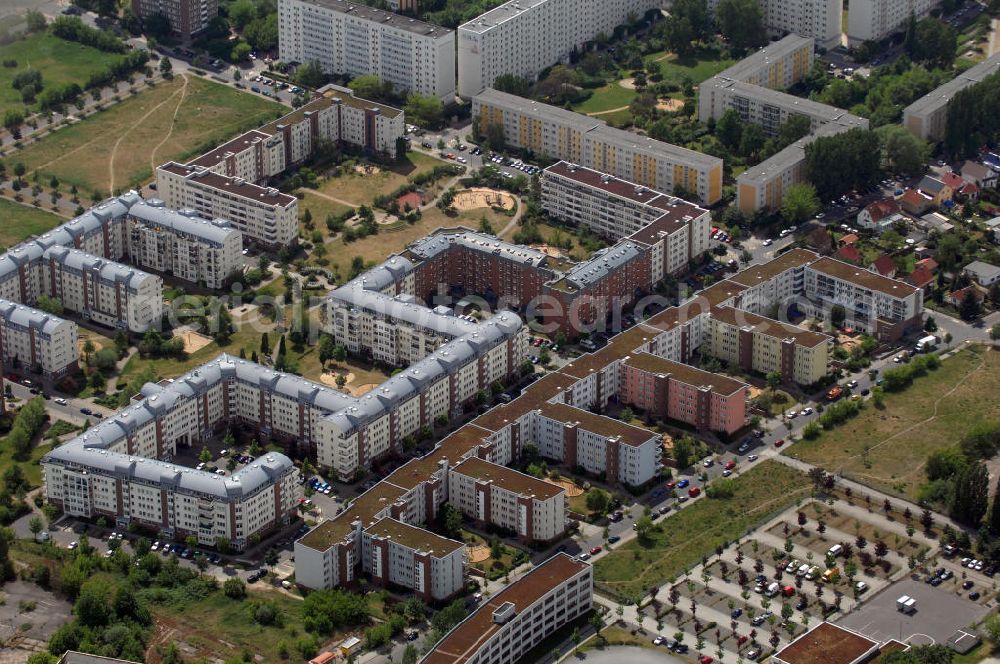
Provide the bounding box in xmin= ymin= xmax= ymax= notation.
xmin=421 ymin=553 xmax=592 ymax=664
xmin=903 ymin=52 xmax=1000 ymax=141
xmin=457 ymin=0 xmax=658 ymax=96
xmin=361 ymin=518 xmax=466 ymax=600
xmin=706 ymin=306 xmax=831 ymax=385
xmin=473 ymin=88 xmax=724 ymax=205
xmin=125 ymin=201 xmax=243 ymax=290
xmin=531 ymin=401 xmax=661 ymax=487
xmin=277 ymin=0 xmax=456 ymax=102
xmin=131 ymin=0 xmax=217 ymax=39
xmin=847 ymin=0 xmax=940 ymax=46
xmin=155 ymin=162 xmax=299 ymax=249
xmin=621 ymin=352 xmax=748 ymax=435
xmin=0 ymin=298 xmax=79 ymax=379
xmin=705 ymin=0 xmax=840 ymax=47
xmin=541 ymin=161 xmax=711 ymax=279
xmin=706 ymin=34 xmax=815 ymax=92
xmin=803 ymin=256 xmax=924 ymax=340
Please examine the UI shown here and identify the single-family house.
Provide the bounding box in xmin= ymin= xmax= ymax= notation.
xmin=948 ymin=285 xmax=985 ymax=308
xmin=835 ymin=245 xmax=862 ymax=265
xmin=963 ymin=260 xmax=1000 ymax=287
xmin=916 ymin=211 xmax=954 ymax=233
xmin=916 ymin=257 xmax=938 ymax=271
xmin=960 ymin=160 xmax=997 ymax=189
xmin=907 ymin=266 xmax=935 ymax=290
xmin=941 ymin=171 xmax=964 ymax=191
xmin=986 ymin=217 xmax=1000 ymax=243
xmin=857 ymin=199 xmax=902 ymax=233
xmin=840 ymin=233 xmax=859 ymax=246
xmin=916 ymin=175 xmax=954 ymax=206
xmin=870 ymin=255 xmax=897 ymax=279
xmin=901 ymin=189 xmax=933 ymax=216
xmin=958 ymin=181 xmax=980 ymax=201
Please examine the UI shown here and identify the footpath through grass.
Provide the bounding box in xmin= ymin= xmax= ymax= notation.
xmin=787 ymin=345 xmax=1000 ymax=500
xmin=0 ymin=33 xmax=124 ymax=118
xmin=13 ymin=75 xmax=284 ymax=194
xmin=594 ymin=460 xmax=810 ymax=604
xmin=0 ymin=196 xmax=62 ymax=249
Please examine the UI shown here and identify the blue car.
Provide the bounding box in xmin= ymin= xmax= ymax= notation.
xmin=677 ymin=479 xmax=690 ymax=489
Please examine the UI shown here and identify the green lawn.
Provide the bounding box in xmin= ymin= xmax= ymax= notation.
xmin=311 ymin=151 xmax=444 ymax=206
xmin=0 ymin=33 xmax=125 ymax=118
xmin=13 ymin=75 xmax=284 ymax=194
xmin=648 ymin=51 xmax=737 ymax=85
xmin=593 ymin=460 xmax=810 ymax=604
xmin=787 ymin=345 xmax=1000 ymax=500
xmin=571 ymin=83 xmax=637 ymax=115
xmin=0 ymin=196 xmax=62 ymax=250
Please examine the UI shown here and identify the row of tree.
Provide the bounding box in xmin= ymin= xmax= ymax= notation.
xmin=659 ymin=0 xmax=767 ymax=55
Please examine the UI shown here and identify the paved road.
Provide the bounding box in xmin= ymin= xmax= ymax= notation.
xmin=579 ymin=646 xmax=682 ymax=664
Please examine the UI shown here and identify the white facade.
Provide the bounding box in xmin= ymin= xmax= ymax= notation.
xmin=155 ymin=163 xmax=299 ymax=249
xmin=457 ymin=0 xmax=658 ymax=97
xmin=125 ymin=202 xmax=244 ymax=289
xmin=278 ymin=0 xmax=456 ymax=102
xmin=0 ymin=299 xmax=79 ymax=378
xmin=847 ymin=0 xmax=939 ymax=45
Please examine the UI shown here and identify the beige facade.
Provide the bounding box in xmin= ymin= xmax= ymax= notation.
xmin=0 ymin=299 xmax=78 ymax=378
xmin=902 ymin=53 xmax=1000 ymax=142
xmin=847 ymin=0 xmax=939 ymax=45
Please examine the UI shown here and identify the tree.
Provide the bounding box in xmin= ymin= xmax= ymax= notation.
xmin=715 ymin=0 xmax=767 ymax=50
xmin=402 ymin=645 xmax=418 ymax=664
xmin=348 ymin=75 xmax=392 ymax=102
xmin=3 ymin=110 xmax=24 ymax=135
xmin=781 ymin=183 xmax=821 ymax=225
xmin=36 ymin=294 xmax=64 ymax=316
xmin=876 ymin=125 xmax=930 ymax=176
xmin=585 ymin=487 xmax=610 ymax=515
xmin=905 ymin=17 xmax=958 ymax=68
xmin=223 ymin=577 xmax=247 ymax=599
xmin=28 ymin=516 xmax=44 ymax=536
xmin=159 ymin=56 xmax=172 ymax=76
xmin=959 ymin=290 xmax=982 ymax=321
xmin=230 ymin=42 xmax=252 ymax=63
xmin=293 ymin=61 xmax=325 ymax=89
xmin=635 ymin=515 xmax=654 ymax=542
xmin=260 ymin=333 xmax=270 ymax=356
xmin=199 ymin=446 xmax=212 ymax=464
xmin=663 ymin=15 xmax=695 ymax=56
xmin=806 ymin=128 xmax=883 ymax=201
xmin=951 ymin=461 xmax=989 ymax=527
xmin=404 ymin=93 xmax=444 ymax=129
xmin=766 ymin=371 xmax=782 ymax=392
xmin=673 ymin=435 xmax=695 ymax=469
xmin=715 ymin=109 xmax=743 ymax=151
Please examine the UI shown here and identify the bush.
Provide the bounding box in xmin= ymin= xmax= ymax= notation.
xmin=223 ymin=577 xmax=246 ymax=599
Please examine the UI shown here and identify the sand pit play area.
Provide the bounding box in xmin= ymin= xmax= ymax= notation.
xmin=546 ymin=479 xmax=584 ymax=497
xmin=354 ymin=164 xmax=381 ymax=176
xmin=453 ymin=188 xmax=517 ymax=212
xmin=319 ymin=371 xmax=379 ymax=396
xmin=657 ymin=98 xmax=685 ymax=112
xmin=468 ymin=545 xmax=491 ymax=564
xmin=176 ymin=329 xmax=213 ymax=354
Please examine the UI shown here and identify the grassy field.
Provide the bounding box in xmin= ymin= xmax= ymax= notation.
xmin=499 ymin=220 xmax=596 ymax=262
xmin=572 ymin=83 xmax=637 ymax=115
xmin=0 ymin=197 xmax=62 ymax=249
xmin=787 ymin=345 xmax=1000 ymax=500
xmin=325 ymin=205 xmax=513 ymax=269
xmin=12 ymin=74 xmax=284 ymax=194
xmin=593 ymin=460 xmax=810 ymax=604
xmin=0 ymin=33 xmax=124 ymax=118
xmin=311 ymin=151 xmax=444 ymax=206
xmin=649 ymin=51 xmax=736 ymax=85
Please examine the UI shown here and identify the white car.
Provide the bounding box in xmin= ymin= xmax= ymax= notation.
xmin=68 ymin=541 xmax=78 ymax=550
xmin=801 ymin=407 xmax=814 ymax=416
xmin=703 ymin=457 xmax=714 ymax=467
xmin=151 ymin=541 xmax=160 ymax=551
xmin=855 ymin=581 xmax=868 ymax=593
xmin=787 ymin=410 xmax=798 ymax=419
xmin=762 ymin=238 xmax=773 ymax=246
xmin=578 ymin=552 xmax=591 ymax=561
xmin=747 ymin=454 xmax=759 ymax=462
xmin=54 ymin=397 xmax=67 ymax=405
xmin=847 ymin=380 xmax=859 ymax=388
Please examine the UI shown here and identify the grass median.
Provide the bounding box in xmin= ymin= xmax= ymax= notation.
xmin=593 ymin=460 xmax=810 ymax=605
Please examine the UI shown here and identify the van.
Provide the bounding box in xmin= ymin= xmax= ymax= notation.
xmin=827 ymin=544 xmax=843 ymax=558
xmin=765 ymin=582 xmax=779 ymax=597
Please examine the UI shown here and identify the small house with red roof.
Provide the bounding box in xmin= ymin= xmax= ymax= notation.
xmin=948 ymin=285 xmax=985 ymax=308
xmin=869 ymin=255 xmax=896 ymax=279
xmin=857 ymin=198 xmax=902 ymax=233
xmin=900 ymin=189 xmax=932 ymax=216
xmin=835 ymin=245 xmax=862 ymax=265
xmin=958 ymin=181 xmax=979 ymax=201
xmin=908 ymin=266 xmax=934 ymax=290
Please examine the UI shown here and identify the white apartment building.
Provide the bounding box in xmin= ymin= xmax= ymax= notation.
xmin=277 ymin=0 xmax=456 ymax=102
xmin=457 ymin=0 xmax=658 ymax=97
xmin=530 ymin=401 xmax=660 ymax=487
xmin=421 ymin=553 xmax=592 ymax=664
xmin=705 ymin=0 xmax=841 ymax=47
xmin=156 ymin=162 xmax=299 ymax=249
xmin=474 ymin=88 xmax=724 ymax=204
xmin=448 ymin=457 xmax=566 ymax=543
xmin=847 ymin=0 xmax=939 ymax=46
xmin=361 ymin=518 xmax=466 ymax=601
xmin=541 ymin=161 xmax=711 ymax=279
xmin=125 ymin=201 xmax=244 ymax=290
xmin=0 ymin=298 xmax=79 ymax=378
xmin=903 ymin=52 xmax=1000 ymax=142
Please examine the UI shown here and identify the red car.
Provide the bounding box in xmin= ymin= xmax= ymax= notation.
xmin=700 ymin=657 xmax=714 ymax=664
xmin=724 ymin=460 xmax=736 ymax=470
xmin=688 ymin=487 xmax=701 ymax=498
xmin=737 ymin=635 xmax=748 ymax=645
xmin=590 ymin=546 xmax=602 ymax=555
xmin=665 ymin=480 xmax=677 ymax=489
xmin=775 ymin=439 xmax=785 ymax=447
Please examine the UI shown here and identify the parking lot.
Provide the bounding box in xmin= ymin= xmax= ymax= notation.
xmin=0 ymin=579 xmax=73 ymax=642
xmin=837 ymin=577 xmax=991 ymax=645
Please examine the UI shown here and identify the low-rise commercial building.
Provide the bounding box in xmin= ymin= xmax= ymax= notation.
xmin=421 ymin=553 xmax=592 ymax=664
xmin=621 ymin=352 xmax=748 ymax=434
xmin=903 ymin=52 xmax=1000 ymax=142
xmin=125 ymin=201 xmax=244 ymax=289
xmin=0 ymin=298 xmax=79 ymax=378
xmin=457 ymin=0 xmax=658 ymax=96
xmin=773 ymin=622 xmax=881 ymax=664
xmin=277 ymin=0 xmax=456 ymax=102
xmin=473 ymin=88 xmax=724 ymax=205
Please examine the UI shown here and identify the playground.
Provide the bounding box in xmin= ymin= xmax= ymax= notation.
xmin=452 ymin=188 xmax=517 ymax=212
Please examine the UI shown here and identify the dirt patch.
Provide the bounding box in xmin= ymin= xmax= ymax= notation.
xmin=531 ymin=244 xmax=568 ymax=259
xmin=354 ymin=164 xmax=381 ymax=176
xmin=452 ymin=188 xmax=516 ymax=212
xmin=619 ymin=78 xmax=637 ymax=90
xmin=468 ymin=545 xmax=491 ymax=563
xmin=656 ymin=98 xmax=685 ymax=112
xmin=837 ymin=334 xmax=862 ymax=352
xmin=176 ymin=329 xmax=213 ymax=354
xmin=349 ymin=383 xmax=378 ymax=396
xmin=546 ymin=479 xmax=584 ymax=497
xmin=319 ymin=371 xmax=354 ymax=389
xmin=78 ymin=337 xmax=104 ymax=354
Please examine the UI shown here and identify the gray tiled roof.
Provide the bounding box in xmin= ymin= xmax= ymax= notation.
xmin=42 ymin=245 xmax=158 ymax=291
xmin=561 ymin=241 xmax=644 ymax=289
xmin=128 ymin=200 xmax=241 ymax=246
xmin=329 ymin=284 xmax=480 ymax=338
xmin=0 ymin=297 xmax=70 ymax=336
xmin=409 ymin=228 xmax=549 ymax=266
